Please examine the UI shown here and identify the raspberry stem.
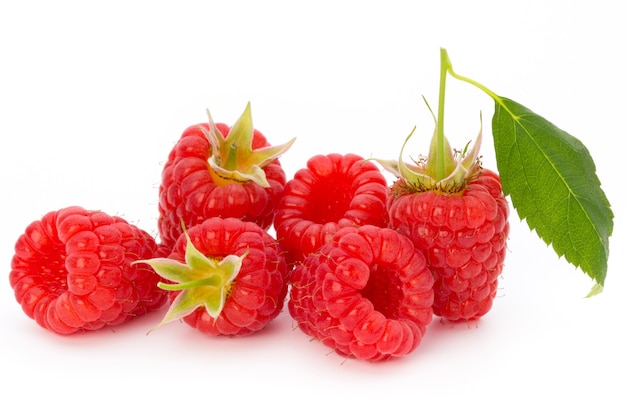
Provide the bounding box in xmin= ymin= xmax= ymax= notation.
xmin=440 ymin=48 xmax=501 ymax=105
xmin=437 ymin=48 xmax=451 ymax=181
xmin=377 ymin=49 xmax=483 ymax=194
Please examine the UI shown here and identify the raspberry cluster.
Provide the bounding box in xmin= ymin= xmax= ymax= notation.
xmin=276 ymin=151 xmax=509 ymax=361
xmin=9 ymin=103 xmax=509 ymax=362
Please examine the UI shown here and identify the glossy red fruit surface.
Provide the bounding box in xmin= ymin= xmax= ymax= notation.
xmin=388 ymin=169 xmax=509 ymax=321
xmin=289 ymin=225 xmax=434 ymax=361
xmin=274 ymin=153 xmax=389 ymax=265
xmin=9 ymin=206 xmax=167 ymax=335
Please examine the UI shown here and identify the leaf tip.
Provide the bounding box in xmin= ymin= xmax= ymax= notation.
xmin=585 ymin=282 xmax=604 ymax=298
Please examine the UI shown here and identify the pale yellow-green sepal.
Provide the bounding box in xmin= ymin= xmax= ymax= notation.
xmin=203 ymin=102 xmax=295 ymax=188
xmin=133 ymin=233 xmax=247 ymax=332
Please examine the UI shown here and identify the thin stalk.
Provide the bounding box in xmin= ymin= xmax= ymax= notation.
xmin=436 ymin=48 xmax=449 ymax=181
xmin=441 ymin=48 xmax=501 ymax=104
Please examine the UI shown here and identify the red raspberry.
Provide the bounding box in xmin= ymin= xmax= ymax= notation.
xmin=288 ymin=225 xmax=434 ymax=361
xmin=136 ymin=217 xmax=288 ymax=336
xmin=9 ymin=206 xmax=168 ymax=335
xmin=157 ymin=102 xmax=294 ymax=250
xmin=273 ymin=153 xmax=389 ymax=264
xmin=378 ymin=117 xmax=511 ymax=322
xmin=388 ymin=169 xmax=509 ymax=321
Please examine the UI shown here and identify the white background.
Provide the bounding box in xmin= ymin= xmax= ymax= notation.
xmin=1 ymin=1 xmax=624 ymax=415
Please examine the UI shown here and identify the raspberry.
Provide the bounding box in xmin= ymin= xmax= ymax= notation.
xmin=288 ymin=225 xmax=434 ymax=361
xmin=136 ymin=217 xmax=289 ymax=336
xmin=9 ymin=206 xmax=168 ymax=335
xmin=274 ymin=153 xmax=389 ymax=264
xmin=388 ymin=168 xmax=509 ymax=321
xmin=376 ymin=102 xmax=511 ymax=322
xmin=157 ymin=102 xmax=294 ymax=250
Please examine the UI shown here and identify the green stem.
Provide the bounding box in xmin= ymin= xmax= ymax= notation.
xmin=224 ymin=143 xmax=240 ymax=171
xmin=441 ymin=48 xmax=518 ymax=126
xmin=441 ymin=48 xmax=501 ymax=103
xmin=437 ymin=48 xmax=450 ymax=181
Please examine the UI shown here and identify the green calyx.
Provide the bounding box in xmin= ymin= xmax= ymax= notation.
xmin=134 ymin=233 xmax=247 ymax=331
xmin=377 ymin=97 xmax=483 ymax=196
xmin=376 ymin=48 xmax=484 ymax=196
xmin=202 ymin=102 xmax=296 ymax=188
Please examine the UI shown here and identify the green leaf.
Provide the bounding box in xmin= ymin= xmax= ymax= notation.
xmin=491 ymin=97 xmax=614 ymax=290
xmin=440 ymin=47 xmax=614 ymax=294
